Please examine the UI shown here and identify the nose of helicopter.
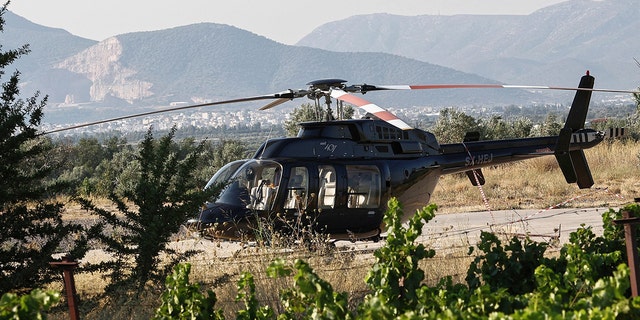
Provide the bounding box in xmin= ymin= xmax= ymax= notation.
xmin=185 ymin=202 xmax=252 ymax=229
xmin=187 ymin=203 xmax=231 ymax=226
xmin=184 ymin=202 xmax=255 ymax=241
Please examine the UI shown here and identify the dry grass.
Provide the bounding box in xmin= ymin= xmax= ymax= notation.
xmin=48 ymin=223 xmax=476 ymax=319
xmin=48 ymin=140 xmax=640 ymax=319
xmin=431 ymin=140 xmax=640 ymax=213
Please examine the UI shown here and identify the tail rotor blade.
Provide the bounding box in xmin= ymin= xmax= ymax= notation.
xmin=605 ymin=128 xmax=627 ymax=139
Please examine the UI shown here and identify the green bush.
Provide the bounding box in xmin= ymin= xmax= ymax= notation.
xmin=153 ymin=263 xmax=222 ymax=320
xmin=79 ymin=127 xmax=215 ymax=291
xmin=0 ymin=289 xmax=60 ymax=320
xmin=155 ymin=200 xmax=640 ymax=319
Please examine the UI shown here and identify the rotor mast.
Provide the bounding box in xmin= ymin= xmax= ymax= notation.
xmin=305 ymin=79 xmax=348 ymax=121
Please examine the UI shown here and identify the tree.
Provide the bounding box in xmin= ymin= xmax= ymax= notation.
xmin=531 ymin=113 xmax=563 ymax=136
xmin=481 ymin=115 xmax=511 ymax=140
xmin=480 ymin=115 xmax=533 ymax=140
xmin=92 ymin=144 xmax=137 ymax=197
xmin=80 ymin=127 xmax=214 ymax=290
xmin=283 ymin=103 xmax=354 ymax=136
xmin=510 ymin=116 xmax=534 ymax=138
xmin=212 ymin=139 xmax=247 ymax=169
xmin=0 ymin=2 xmax=87 ymax=293
xmin=431 ymin=108 xmax=480 ymax=143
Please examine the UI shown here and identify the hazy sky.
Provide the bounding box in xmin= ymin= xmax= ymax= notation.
xmin=10 ymin=0 xmax=567 ymax=44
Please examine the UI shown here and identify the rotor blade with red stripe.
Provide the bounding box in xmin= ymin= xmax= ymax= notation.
xmin=330 ymin=89 xmax=412 ymax=130
xmin=363 ymin=84 xmax=640 ymax=94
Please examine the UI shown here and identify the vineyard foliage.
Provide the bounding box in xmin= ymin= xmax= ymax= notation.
xmin=154 ymin=199 xmax=640 ymax=319
xmin=0 ymin=289 xmax=59 ymax=319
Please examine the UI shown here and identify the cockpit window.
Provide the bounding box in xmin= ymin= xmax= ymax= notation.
xmin=217 ymin=160 xmax=282 ymax=211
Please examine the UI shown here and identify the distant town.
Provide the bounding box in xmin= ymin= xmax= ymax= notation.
xmin=40 ymin=94 xmax=637 ymax=141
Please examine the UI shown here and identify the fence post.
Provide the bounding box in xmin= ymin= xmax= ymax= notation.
xmin=50 ymin=255 xmax=80 ymax=320
xmin=613 ymin=210 xmax=640 ymax=297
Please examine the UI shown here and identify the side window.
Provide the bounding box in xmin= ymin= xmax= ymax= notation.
xmin=284 ymin=167 xmax=309 ymax=211
xmin=318 ymin=165 xmax=337 ymax=209
xmin=346 ymin=165 xmax=381 ymax=209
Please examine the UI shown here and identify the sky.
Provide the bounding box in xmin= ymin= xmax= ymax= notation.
xmin=9 ymin=0 xmax=568 ymax=45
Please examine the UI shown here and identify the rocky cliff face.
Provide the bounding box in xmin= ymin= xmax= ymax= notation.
xmin=55 ymin=37 xmax=153 ymax=103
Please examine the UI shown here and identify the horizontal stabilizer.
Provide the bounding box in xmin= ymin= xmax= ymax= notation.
xmin=556 ymin=127 xmax=597 ymax=189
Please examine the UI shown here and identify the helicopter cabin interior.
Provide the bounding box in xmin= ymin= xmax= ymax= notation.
xmin=234 ymin=160 xmax=384 ymax=218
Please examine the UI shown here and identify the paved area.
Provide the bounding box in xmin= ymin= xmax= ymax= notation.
xmin=419 ymin=207 xmax=610 ymax=254
xmin=76 ymin=207 xmax=614 ymax=264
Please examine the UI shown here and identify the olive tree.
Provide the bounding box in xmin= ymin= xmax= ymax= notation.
xmin=431 ymin=107 xmax=480 ymax=143
xmin=284 ymin=103 xmax=354 ymax=136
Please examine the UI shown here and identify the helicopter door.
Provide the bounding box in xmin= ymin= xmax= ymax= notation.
xmin=284 ymin=167 xmax=309 ymax=212
xmin=318 ymin=165 xmax=337 ymax=209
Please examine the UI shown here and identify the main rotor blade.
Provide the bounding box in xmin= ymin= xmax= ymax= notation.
xmin=260 ymin=98 xmax=291 ymax=110
xmin=361 ymin=83 xmax=640 ymax=94
xmin=330 ymin=89 xmax=412 ymax=130
xmin=42 ymin=92 xmax=301 ymax=134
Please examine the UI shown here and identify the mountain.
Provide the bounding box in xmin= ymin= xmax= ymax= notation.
xmin=4 ymin=11 xmax=97 ymax=103
xmin=297 ymin=0 xmax=640 ymax=90
xmin=8 ymin=19 xmax=535 ymax=111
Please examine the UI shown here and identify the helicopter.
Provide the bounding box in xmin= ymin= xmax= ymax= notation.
xmin=179 ymin=71 xmax=630 ymax=242
xmin=44 ymin=71 xmax=636 ymax=242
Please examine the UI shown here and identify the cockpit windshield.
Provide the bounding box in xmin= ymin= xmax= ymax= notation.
xmin=217 ymin=160 xmax=283 ymax=210
xmin=204 ymin=159 xmax=248 ymax=190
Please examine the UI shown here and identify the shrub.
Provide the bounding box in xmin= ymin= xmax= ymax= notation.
xmin=155 ymin=200 xmax=640 ymax=319
xmin=0 ymin=289 xmax=60 ymax=319
xmin=79 ymin=127 xmax=215 ymax=290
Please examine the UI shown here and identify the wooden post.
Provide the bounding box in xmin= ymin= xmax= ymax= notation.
xmin=50 ymin=255 xmax=80 ymax=320
xmin=613 ymin=211 xmax=640 ymax=297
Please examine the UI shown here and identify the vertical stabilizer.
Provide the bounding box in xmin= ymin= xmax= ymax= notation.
xmin=554 ymin=72 xmax=595 ymax=189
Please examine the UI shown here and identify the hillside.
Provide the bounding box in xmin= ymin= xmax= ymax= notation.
xmin=4 ymin=11 xmax=97 ymax=102
xmin=49 ymin=23 xmax=534 ymax=108
xmin=297 ymin=0 xmax=640 ymax=90
xmin=7 ymin=1 xmax=636 ymax=126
